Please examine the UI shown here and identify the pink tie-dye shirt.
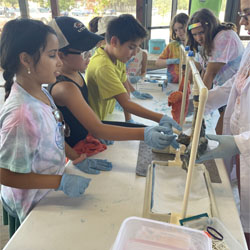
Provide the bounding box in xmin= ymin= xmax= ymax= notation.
xmin=0 ymin=82 xmax=65 ymax=222
xmin=196 ymin=30 xmax=244 ymax=87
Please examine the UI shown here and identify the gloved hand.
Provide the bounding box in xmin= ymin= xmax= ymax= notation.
xmin=126 ymin=118 xmax=136 ymax=124
xmin=196 ymin=134 xmax=240 ymax=163
xmin=132 ymin=90 xmax=153 ymax=100
xmin=128 ymin=75 xmax=142 ymax=84
xmin=126 ymin=119 xmax=144 ymax=126
xmin=144 ymin=126 xmax=179 ymax=149
xmin=74 ymin=158 xmax=112 ymax=174
xmin=159 ymin=115 xmax=182 ymax=134
xmin=166 ymin=58 xmax=180 ymax=65
xmin=57 ymin=173 xmax=91 ymax=197
xmin=99 ymin=138 xmax=114 ymax=145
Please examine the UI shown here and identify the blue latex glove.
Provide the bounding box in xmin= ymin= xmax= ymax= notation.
xmin=144 ymin=126 xmax=178 ymax=149
xmin=126 ymin=118 xmax=136 ymax=124
xmin=159 ymin=115 xmax=182 ymax=134
xmin=128 ymin=75 xmax=141 ymax=84
xmin=57 ymin=173 xmax=91 ymax=197
xmin=132 ymin=90 xmax=153 ymax=100
xmin=196 ymin=134 xmax=240 ymax=163
xmin=145 ymin=79 xmax=158 ymax=83
xmin=126 ymin=119 xmax=145 ymax=126
xmin=166 ymin=58 xmax=180 ymax=65
xmin=74 ymin=158 xmax=112 ymax=174
xmin=99 ymin=138 xmax=114 ymax=145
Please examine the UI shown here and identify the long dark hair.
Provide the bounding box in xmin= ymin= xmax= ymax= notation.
xmin=170 ymin=13 xmax=189 ymax=41
xmin=0 ymin=18 xmax=56 ymax=100
xmin=186 ymin=8 xmax=236 ymax=59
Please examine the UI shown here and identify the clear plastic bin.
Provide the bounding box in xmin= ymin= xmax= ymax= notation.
xmin=112 ymin=216 xmax=212 ymax=250
xmin=206 ymin=217 xmax=244 ymax=250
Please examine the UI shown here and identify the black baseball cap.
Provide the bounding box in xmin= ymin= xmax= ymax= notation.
xmin=49 ymin=16 xmax=104 ymax=51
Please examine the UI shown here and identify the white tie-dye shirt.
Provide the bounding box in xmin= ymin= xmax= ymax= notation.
xmin=0 ymin=82 xmax=65 ymax=223
xmin=196 ymin=29 xmax=244 ymax=87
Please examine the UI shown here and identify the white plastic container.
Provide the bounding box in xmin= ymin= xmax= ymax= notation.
xmin=112 ymin=216 xmax=212 ymax=250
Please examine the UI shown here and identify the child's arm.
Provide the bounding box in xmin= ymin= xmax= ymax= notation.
xmin=202 ymin=62 xmax=225 ymax=90
xmin=194 ymin=61 xmax=202 ymax=73
xmin=155 ymin=58 xmax=169 ymax=68
xmin=116 ymin=92 xmax=163 ymax=122
xmin=155 ymin=58 xmax=180 ymax=67
xmin=0 ymin=168 xmax=61 ymax=189
xmin=155 ymin=43 xmax=179 ymax=67
xmin=0 ymin=166 xmax=91 ymax=198
xmin=155 ymin=45 xmax=168 ymax=68
xmin=125 ymin=79 xmax=136 ymax=93
xmin=51 ymin=80 xmax=178 ymax=143
xmin=140 ymin=50 xmax=148 ymax=77
xmin=65 ymin=142 xmax=80 ymax=160
xmin=121 ymin=80 xmax=132 ymax=121
xmin=126 ymin=79 xmax=153 ymax=100
xmin=51 ymin=81 xmax=144 ymax=140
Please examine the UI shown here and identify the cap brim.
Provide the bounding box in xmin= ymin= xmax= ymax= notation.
xmin=71 ymin=31 xmax=104 ymax=51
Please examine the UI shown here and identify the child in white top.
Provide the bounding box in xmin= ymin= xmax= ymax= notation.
xmin=126 ymin=47 xmax=147 ymax=83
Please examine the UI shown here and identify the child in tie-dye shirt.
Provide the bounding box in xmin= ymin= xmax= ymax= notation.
xmin=186 ymin=8 xmax=244 ymax=134
xmin=156 ymin=13 xmax=189 ymax=83
xmin=0 ymin=19 xmax=91 ymax=224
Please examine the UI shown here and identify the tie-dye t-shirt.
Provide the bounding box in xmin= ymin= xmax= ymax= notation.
xmin=159 ymin=40 xmax=181 ymax=83
xmin=0 ymin=83 xmax=65 ymax=223
xmin=196 ymin=30 xmax=244 ymax=87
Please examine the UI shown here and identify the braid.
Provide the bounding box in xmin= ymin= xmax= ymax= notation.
xmin=3 ymin=70 xmax=14 ymax=100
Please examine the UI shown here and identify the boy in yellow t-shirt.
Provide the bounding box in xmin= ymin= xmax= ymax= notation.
xmin=86 ymin=46 xmax=127 ymax=120
xmin=86 ymin=14 xmax=178 ymax=128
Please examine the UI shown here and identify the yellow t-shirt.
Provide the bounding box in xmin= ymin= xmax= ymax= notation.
xmin=86 ymin=47 xmax=127 ymax=120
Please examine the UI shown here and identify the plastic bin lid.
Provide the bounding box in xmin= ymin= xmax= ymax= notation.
xmin=112 ymin=216 xmax=212 ymax=250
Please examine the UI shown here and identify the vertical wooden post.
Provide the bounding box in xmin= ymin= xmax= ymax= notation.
xmin=136 ymin=0 xmax=144 ymax=26
xmin=18 ymin=0 xmax=29 ymax=18
xmin=50 ymin=0 xmax=60 ymax=18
